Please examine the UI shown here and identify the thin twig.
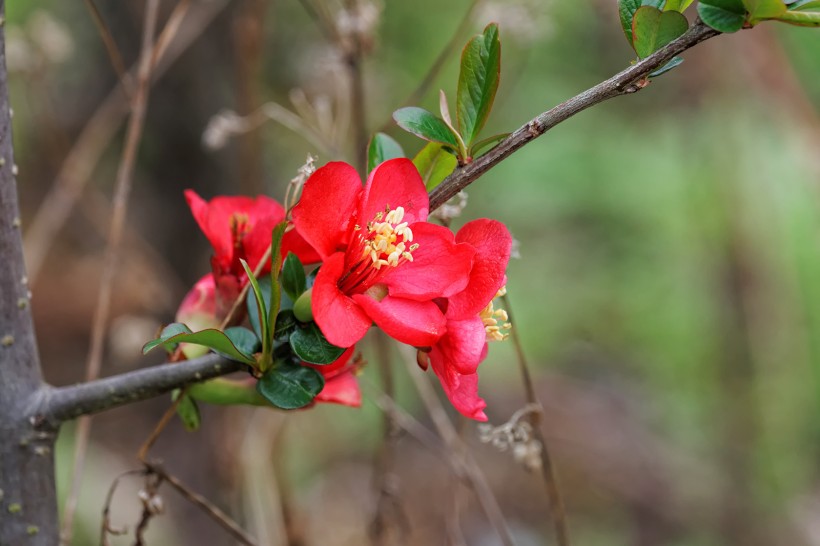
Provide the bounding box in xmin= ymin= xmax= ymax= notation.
xmin=145 ymin=462 xmax=259 ymax=546
xmin=344 ymin=0 xmax=368 ymax=174
xmin=369 ymin=332 xmax=406 ymax=544
xmin=400 ymin=346 xmax=517 ymax=546
xmin=100 ymin=469 xmax=146 ymax=546
xmin=83 ymin=0 xmax=133 ymax=99
xmin=24 ymin=0 xmax=225 ymax=285
xmin=429 ymin=21 xmax=720 ymax=210
xmin=502 ymin=293 xmax=570 ymax=546
xmin=60 ymin=2 xmax=161 ymax=542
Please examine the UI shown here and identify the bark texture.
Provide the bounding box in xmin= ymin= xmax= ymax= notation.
xmin=0 ymin=1 xmax=59 ymax=542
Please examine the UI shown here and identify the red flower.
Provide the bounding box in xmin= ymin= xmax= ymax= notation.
xmin=307 ymin=346 xmax=362 ymax=407
xmin=292 ymin=159 xmax=476 ymax=348
xmin=185 ymin=190 xmax=319 ymax=315
xmin=175 ymin=273 xmax=219 ymax=359
xmin=423 ymin=219 xmax=513 ymax=421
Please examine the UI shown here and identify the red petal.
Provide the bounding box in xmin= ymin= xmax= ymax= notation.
xmin=316 ymin=371 xmax=362 ymax=407
xmin=359 ymin=158 xmax=429 ymax=226
xmin=382 ymin=222 xmax=474 ymax=300
xmin=282 ymin=227 xmax=321 ymax=265
xmin=431 ymin=316 xmax=487 ymax=375
xmin=292 ymin=162 xmax=362 ymax=259
xmin=239 ymin=195 xmax=286 ymax=272
xmin=351 ymin=293 xmax=445 ymax=347
xmin=185 ymin=190 xmax=233 ymax=261
xmin=429 ymin=354 xmax=488 ymax=421
xmin=312 ymin=253 xmax=372 ymax=347
xmin=447 ymin=219 xmax=512 ymax=320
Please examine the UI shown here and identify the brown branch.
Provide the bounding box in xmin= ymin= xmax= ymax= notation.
xmin=429 ymin=21 xmax=720 ymax=211
xmin=60 ymin=2 xmax=162 ymax=541
xmin=502 ymin=293 xmax=570 ymax=546
xmin=83 ymin=0 xmax=133 ymax=99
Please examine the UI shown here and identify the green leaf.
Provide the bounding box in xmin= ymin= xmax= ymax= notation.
xmin=664 ymin=0 xmax=695 ymax=10
xmin=281 ymin=252 xmax=306 ymax=302
xmin=631 ymin=6 xmax=689 ymax=59
xmin=367 ymin=133 xmax=404 ymax=174
xmin=224 ymin=326 xmax=260 ymax=356
xmin=268 ymin=222 xmax=288 ymax=344
xmin=777 ymin=8 xmax=820 ymax=23
xmin=256 ymin=364 xmax=325 ymax=409
xmin=241 ymin=258 xmax=270 ymax=362
xmin=456 ymin=23 xmax=501 ymax=146
xmin=143 ymin=326 xmax=256 ymax=364
xmin=649 ymin=56 xmax=684 ymax=77
xmin=290 ymin=322 xmax=346 ymax=364
xmin=246 ymin=276 xmax=272 ymax=340
xmin=412 ymin=142 xmax=458 ymax=191
xmin=274 ymin=309 xmax=298 ymax=339
xmin=173 ymin=390 xmax=201 ymax=432
xmin=393 ymin=107 xmax=460 ymax=148
xmin=188 ymin=378 xmax=269 ymax=406
xmin=619 ymin=0 xmax=667 ymax=43
xmin=142 ymin=322 xmax=192 ymax=354
xmin=789 ymin=0 xmax=820 ymax=9
xmin=743 ymin=0 xmax=786 ymax=22
xmin=469 ymin=133 xmax=510 ymax=157
xmin=697 ymin=0 xmax=747 ymax=32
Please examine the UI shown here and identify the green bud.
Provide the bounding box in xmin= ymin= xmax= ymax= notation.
xmin=293 ymin=288 xmax=313 ymax=322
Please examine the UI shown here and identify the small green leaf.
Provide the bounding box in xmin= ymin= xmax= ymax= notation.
xmin=631 ymin=6 xmax=689 ymax=59
xmin=224 ymin=326 xmax=260 ymax=356
xmin=743 ymin=0 xmax=786 ymax=22
xmin=173 ymin=390 xmax=201 ymax=432
xmin=664 ymin=0 xmax=695 ymax=11
xmin=189 ymin=378 xmax=269 ymax=406
xmin=412 ymin=142 xmax=458 ymax=191
xmin=274 ymin=309 xmax=298 ymax=339
xmin=367 ymin=133 xmax=404 ymax=173
xmin=246 ymin=276 xmax=272 ymax=340
xmin=281 ymin=252 xmax=307 ymax=302
xmin=456 ymin=23 xmax=501 ymax=146
xmin=144 ymin=327 xmax=256 ymax=364
xmin=143 ymin=322 xmax=192 ymax=354
xmin=649 ymin=56 xmax=685 ymax=77
xmin=789 ymin=0 xmax=820 ymax=9
xmin=393 ymin=107 xmax=460 ymax=148
xmin=241 ymin=258 xmax=270 ymax=363
xmin=469 ymin=133 xmax=510 ymax=157
xmin=619 ymin=0 xmax=666 ymax=43
xmin=777 ymin=8 xmax=820 ymax=23
xmin=256 ymin=364 xmax=325 ymax=409
xmin=290 ymin=322 xmax=346 ymax=364
xmin=268 ymin=222 xmax=288 ymax=343
xmin=697 ymin=0 xmax=747 ymax=32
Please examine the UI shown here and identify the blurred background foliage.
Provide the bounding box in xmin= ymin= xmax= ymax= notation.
xmin=7 ymin=0 xmax=820 ymax=544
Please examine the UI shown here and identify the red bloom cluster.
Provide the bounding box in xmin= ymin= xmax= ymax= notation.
xmin=292 ymin=159 xmax=512 ymax=420
xmin=177 ymin=191 xmax=358 ymax=407
xmin=177 ymin=158 xmax=511 ymax=419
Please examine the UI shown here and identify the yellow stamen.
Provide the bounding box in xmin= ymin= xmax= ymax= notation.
xmin=479 ymin=285 xmax=511 ymax=342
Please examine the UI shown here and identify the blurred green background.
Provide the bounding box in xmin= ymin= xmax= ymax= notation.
xmin=7 ymin=0 xmax=820 ymax=544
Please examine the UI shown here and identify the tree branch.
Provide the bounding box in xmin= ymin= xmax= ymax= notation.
xmin=39 ymin=355 xmax=244 ymax=425
xmin=33 ymin=21 xmax=721 ymax=429
xmin=429 ymin=20 xmax=720 ymax=211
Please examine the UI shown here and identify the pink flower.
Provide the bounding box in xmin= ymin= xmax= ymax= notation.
xmin=185 ymin=190 xmax=319 ymax=315
xmin=423 ymin=219 xmax=513 ymax=421
xmin=292 ymin=159 xmax=475 ymax=348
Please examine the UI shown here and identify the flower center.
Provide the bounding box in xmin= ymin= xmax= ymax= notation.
xmin=337 ymin=205 xmax=419 ymax=294
xmin=230 ymin=212 xmax=252 ymax=247
xmin=480 ymin=286 xmax=511 ymax=342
